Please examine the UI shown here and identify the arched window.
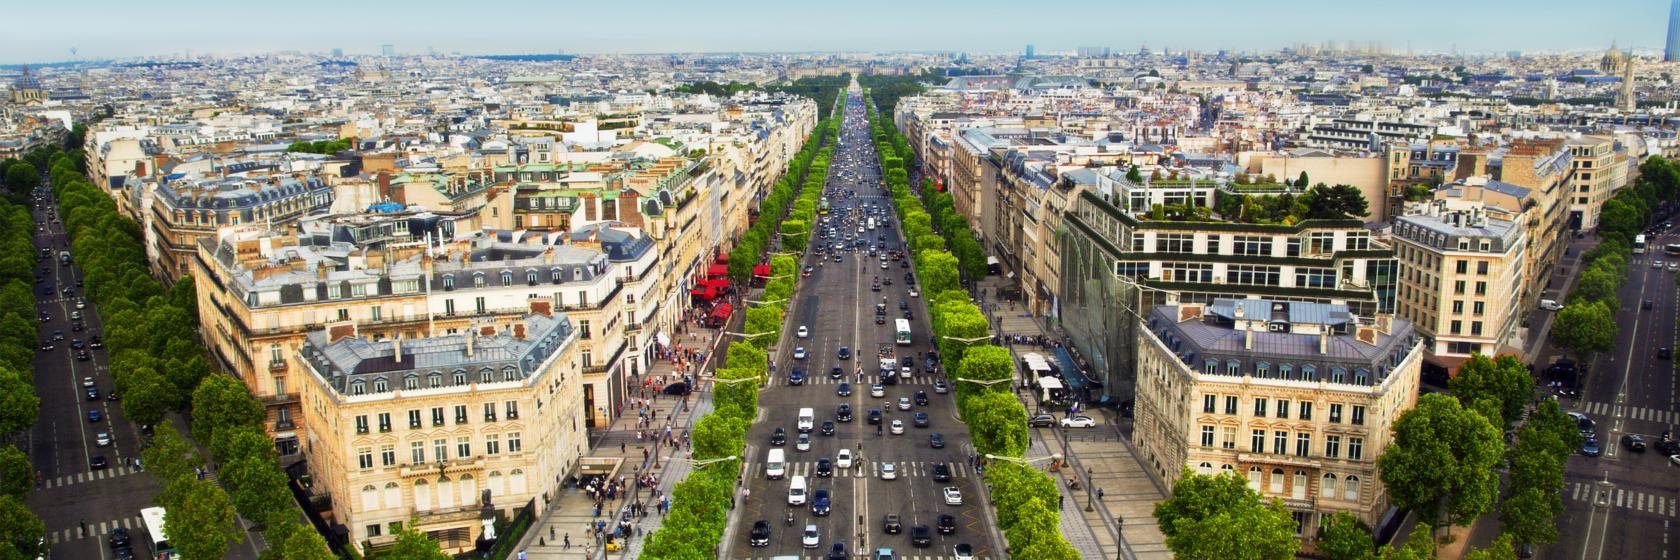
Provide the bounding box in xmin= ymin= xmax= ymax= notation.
xmin=1246 ymin=467 xmax=1262 ymax=491
xmin=413 ymin=479 xmax=431 ymax=511
xmin=503 ymin=367 xmax=519 ymax=382
xmin=427 ymin=373 xmax=443 ymax=388
xmin=1292 ymin=470 xmax=1308 ymax=500
xmin=1219 ymin=464 xmax=1234 ymax=475
xmin=488 ymin=471 xmax=505 ymax=497
xmin=383 ymin=482 xmax=401 ymax=509
xmin=1269 ymin=468 xmax=1285 ymax=494
xmin=525 ymin=269 xmax=538 ymax=285
xmin=442 ymin=274 xmax=455 ymax=291
xmin=1321 ymin=473 xmax=1338 ymax=499
xmin=1343 ymin=475 xmax=1360 ymax=501
xmin=372 ymin=377 xmax=388 ymax=393
xmin=459 ymin=474 xmax=477 ymax=506
xmin=473 ymin=272 xmax=486 ymax=288
xmin=550 ymin=267 xmax=563 ymax=284
xmin=361 ymin=485 xmax=379 ymax=510
xmin=1198 ymin=462 xmax=1214 ymax=475
xmin=404 ymin=375 xmax=419 ymax=390
xmin=480 ymin=368 xmax=495 ymax=383
xmin=452 ymin=371 xmax=468 ymax=385
xmin=349 ymin=380 xmax=366 ymax=395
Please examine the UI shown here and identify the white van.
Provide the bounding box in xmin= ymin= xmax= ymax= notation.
xmin=797 ymin=408 xmax=815 ymax=432
xmin=1539 ymin=299 xmax=1563 ymax=311
xmin=787 ymin=475 xmax=808 ymax=506
xmin=766 ymin=449 xmax=786 ymax=480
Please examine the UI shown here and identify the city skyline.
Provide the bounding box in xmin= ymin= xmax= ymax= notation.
xmin=0 ymin=0 xmax=1672 ymax=65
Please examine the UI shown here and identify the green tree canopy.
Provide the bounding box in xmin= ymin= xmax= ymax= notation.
xmin=386 ymin=525 xmax=452 ymax=559
xmin=0 ymin=494 xmax=45 ymax=560
xmin=1449 ymin=353 xmax=1534 ymax=429
xmin=1551 ymin=300 xmax=1617 ymax=361
xmin=1317 ymin=512 xmax=1377 ymax=560
xmin=0 ymin=446 xmax=31 ymax=499
xmin=1378 ymin=394 xmax=1503 ymax=530
xmin=1152 ymin=468 xmax=1300 ymax=560
xmin=1301 ymin=183 xmax=1370 ymax=218
xmin=164 ymin=477 xmax=242 ymax=560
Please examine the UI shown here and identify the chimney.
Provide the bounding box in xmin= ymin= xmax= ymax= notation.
xmin=464 ymin=329 xmax=475 ymax=357
xmin=1244 ymin=323 xmax=1255 ymax=350
xmin=328 ymin=322 xmax=357 ymax=343
xmin=1318 ymin=330 xmax=1330 ymax=354
xmin=513 ymin=323 xmax=527 ymax=340
xmin=529 ymin=297 xmax=554 ymax=317
xmin=392 ymin=335 xmax=402 ymax=363
xmin=316 ymin=263 xmax=330 ymax=280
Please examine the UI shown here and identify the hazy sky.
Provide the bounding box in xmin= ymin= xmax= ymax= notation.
xmin=0 ymin=0 xmax=1667 ymax=64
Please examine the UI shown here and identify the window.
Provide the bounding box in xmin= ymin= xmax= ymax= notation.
xmin=526 ymin=270 xmax=538 ymax=285
xmin=1329 ymin=404 xmax=1343 ymax=423
xmin=1203 ymin=394 xmax=1216 ymax=414
xmin=442 ymin=275 xmax=455 ymax=290
xmin=1476 ymin=261 xmax=1489 ymax=275
xmin=366 ymin=524 xmax=382 ymax=539
xmin=1473 ymin=301 xmax=1484 ymax=316
xmin=1163 ymin=262 xmax=1214 ymax=282
xmin=357 ymin=447 xmax=373 ymax=469
xmin=377 ymin=413 xmax=392 ymax=433
xmin=1226 ymin=360 xmax=1240 ymax=376
xmin=484 ymin=403 xmax=498 ymax=421
xmin=404 ymin=376 xmax=419 ymax=390
xmin=1224 ymin=396 xmax=1238 ymax=415
xmin=380 ymin=444 xmax=395 ymax=466
xmin=1454 ymin=280 xmax=1466 ymax=295
xmin=1329 ymin=367 xmax=1346 ymax=384
xmin=1253 ymin=398 xmax=1267 ymax=417
xmin=428 ymin=373 xmax=443 ymax=388
xmin=1299 ymin=402 xmax=1313 ymax=421
xmin=473 ymin=273 xmax=486 ymax=288
xmin=501 ymin=271 xmax=513 ymax=287
xmin=580 ymin=320 xmax=592 ymax=340
xmin=1475 ymin=281 xmax=1487 ymax=295
xmin=507 ymin=432 xmax=522 ymax=453
xmin=1227 ymin=264 xmax=1281 ymax=286
xmin=1344 ymin=475 xmax=1361 ymax=501
xmin=1353 ymin=369 xmax=1370 ymax=385
xmin=1455 ymin=260 xmax=1468 ymax=274
xmin=1325 ymin=435 xmax=1341 ymax=458
xmin=1471 ymin=321 xmax=1483 ymax=336
xmin=408 ymin=410 xmax=422 ymax=429
xmin=431 ymin=407 xmax=444 ymax=427
xmin=444 ymin=299 xmax=456 ymax=316
xmin=475 ymin=297 xmax=486 ymax=314
xmin=1255 ymin=362 xmax=1270 ymax=378
xmin=434 ymin=439 xmax=448 ymax=462
xmin=1273 ymin=430 xmax=1288 ymax=454
xmin=355 ymin=415 xmax=369 ymax=435
xmin=1156 ymin=233 xmax=1194 ymax=253
xmin=1321 ymin=473 xmax=1338 ymax=499
xmin=452 ymin=371 xmax=467 ymax=385
xmin=457 ymin=437 xmax=471 ymax=459
xmin=455 ymin=405 xmax=468 ymax=424
xmin=349 ymin=380 xmax=365 ymax=395
xmin=1294 ymin=267 xmax=1336 ymax=289
xmin=337 ymin=308 xmax=350 ymax=321
xmin=480 ymin=368 xmax=494 ymax=383
xmin=410 ymin=441 xmax=425 ymax=465
xmin=1204 ymin=360 xmax=1218 ymax=375
xmin=373 ymin=377 xmax=388 ymax=393
xmin=506 ymin=401 xmax=519 ymax=420
xmin=1276 ymin=400 xmax=1290 ymax=419
xmin=1295 ymin=433 xmax=1310 ymax=457
xmin=1450 ymin=320 xmax=1462 ymax=334
xmin=1200 ymin=425 xmax=1215 ymax=447
xmin=1348 ymin=437 xmax=1364 ymax=460
xmin=1251 ymin=429 xmax=1266 ymax=453
xmin=1351 ymin=406 xmax=1365 ymax=426
xmin=1246 ymin=467 xmax=1263 ymax=491
xmin=1451 ymin=300 xmax=1464 ymax=314
xmin=1286 ymin=238 xmax=1301 ymax=257
xmin=485 ymin=434 xmax=501 ymax=455
xmin=1233 ymin=235 xmax=1272 ymax=256
xmin=1269 ymin=468 xmax=1285 ymax=494
xmin=1221 ymin=427 xmax=1237 ymax=449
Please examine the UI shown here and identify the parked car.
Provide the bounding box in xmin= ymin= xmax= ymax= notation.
xmin=1060 ymin=415 xmax=1097 ymax=428
xmin=1028 ymin=414 xmax=1056 ymax=427
xmin=1623 ymin=434 xmax=1647 ymax=453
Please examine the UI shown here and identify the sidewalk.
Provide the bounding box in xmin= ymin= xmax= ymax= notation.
xmin=975 ymin=276 xmax=1171 ymax=560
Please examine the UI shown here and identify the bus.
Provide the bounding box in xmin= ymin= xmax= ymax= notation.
xmin=140 ymin=506 xmax=177 ymax=559
xmin=1665 ymin=243 xmax=1680 ymax=256
xmin=894 ymin=319 xmax=912 ymax=346
xmin=1634 ymin=234 xmax=1647 ymax=254
xmin=818 ymin=198 xmax=829 ymax=215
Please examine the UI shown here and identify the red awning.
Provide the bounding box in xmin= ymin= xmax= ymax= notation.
xmin=701 ymin=278 xmax=730 ymax=289
xmin=753 ymin=264 xmax=771 ymax=277
xmin=710 ymin=303 xmax=733 ymax=318
xmin=715 ymin=252 xmax=730 ymax=264
xmin=706 ymin=264 xmax=729 ymax=278
xmin=690 ymin=287 xmax=716 ymax=298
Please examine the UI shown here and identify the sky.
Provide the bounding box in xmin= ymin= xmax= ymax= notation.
xmin=0 ymin=0 xmax=1668 ymax=64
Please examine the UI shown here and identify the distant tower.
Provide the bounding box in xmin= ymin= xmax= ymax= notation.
xmin=381 ymin=44 xmax=395 ymax=57
xmin=9 ymin=65 xmax=47 ymax=105
xmin=1668 ymin=0 xmax=1680 ymax=62
xmin=331 ymin=47 xmax=343 ymax=58
xmin=1620 ymin=50 xmax=1637 ymax=111
xmin=1025 ymin=44 xmax=1035 ymax=60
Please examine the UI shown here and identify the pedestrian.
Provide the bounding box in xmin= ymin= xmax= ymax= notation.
xmin=564 ymin=533 xmax=571 ymax=549
xmin=79 ymin=520 xmax=86 ymax=537
xmin=620 ymin=442 xmax=626 ymax=453
xmin=1097 ymin=488 xmax=1105 ymax=501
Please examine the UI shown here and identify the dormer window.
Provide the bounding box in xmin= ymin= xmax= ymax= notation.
xmin=480 ymin=368 xmax=494 ymax=383
xmin=428 ymin=373 xmax=443 ymax=388
xmin=501 ymin=271 xmax=513 ymax=287
xmin=442 ymin=274 xmax=455 ymax=291
xmin=1353 ymin=368 xmax=1371 ymax=385
xmin=526 ymin=269 xmax=538 ymax=286
xmin=503 ymin=367 xmax=518 ymax=382
xmin=474 ymin=273 xmax=486 ymax=288
xmin=453 ymin=371 xmax=467 ymax=385
xmin=404 ymin=375 xmax=419 ymax=390
xmin=1300 ymin=364 xmax=1317 ymax=382
xmin=373 ymin=377 xmax=388 ymax=393
xmin=551 ymin=267 xmax=563 ymax=284
xmin=349 ymin=380 xmax=366 ymax=395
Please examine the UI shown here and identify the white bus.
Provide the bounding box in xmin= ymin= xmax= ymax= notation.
xmin=141 ymin=506 xmax=177 ymax=559
xmin=1634 ymin=234 xmax=1647 ymax=254
xmin=894 ymin=319 xmax=912 ymax=346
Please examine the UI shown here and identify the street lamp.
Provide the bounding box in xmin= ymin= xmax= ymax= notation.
xmin=669 ymin=455 xmax=740 ymax=468
xmin=722 ymin=330 xmax=775 ymax=339
xmin=939 ymin=334 xmax=993 ymax=344
xmin=744 ymin=297 xmax=789 ymax=306
xmin=984 ymin=453 xmax=1062 ymax=465
xmin=955 ymin=377 xmax=1011 ymax=387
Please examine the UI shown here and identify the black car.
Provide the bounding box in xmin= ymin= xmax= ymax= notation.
xmin=790 ymin=368 xmax=806 ymax=385
xmin=914 ymin=391 xmax=929 ymax=406
xmin=89 ymin=335 xmax=103 ymax=348
xmin=875 ymin=313 xmax=886 ymax=325
xmin=913 ymin=412 xmax=929 ymax=427
xmin=830 ymin=366 xmax=844 ymax=379
xmin=837 ymin=382 xmax=852 ymax=396
xmin=899 ymin=300 xmax=909 ymax=310
xmin=867 ymin=409 xmax=882 ymax=425
xmin=76 ymin=350 xmax=90 ymax=361
xmin=882 ymin=514 xmax=902 ymax=534
xmin=90 ymin=455 xmax=108 ymax=470
xmin=836 ymin=403 xmax=853 ymax=422
xmin=820 ymin=421 xmax=836 ymax=436
xmin=1622 ymin=434 xmax=1647 ymax=452
xmin=771 ymin=428 xmax=787 ymax=446
xmin=109 ymin=527 xmax=131 ymax=548
xmin=85 ymin=386 xmax=99 ymax=401
xmin=936 ymin=514 xmax=956 ymax=535
xmin=902 ymin=309 xmax=913 ymax=319
xmin=910 ymin=525 xmax=932 ymax=547
xmin=929 ymin=433 xmax=945 ymax=448
xmin=749 ymin=520 xmax=771 ymax=547
xmin=827 ymin=543 xmax=848 ymax=560
xmin=838 ymin=347 xmax=851 ymax=360
xmin=931 ymin=462 xmax=952 ymax=482
xmin=812 ymin=489 xmax=831 ymax=516
xmin=816 ymin=457 xmax=834 ymax=477
xmin=38 ymin=341 xmax=52 ymax=351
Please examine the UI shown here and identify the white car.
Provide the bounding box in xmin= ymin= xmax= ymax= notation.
xmin=942 ymin=486 xmax=963 ymax=505
xmin=836 ymin=448 xmax=853 ymax=468
xmin=953 ymin=543 xmax=975 ymax=560
xmin=880 ymin=462 xmax=897 ymax=480
xmin=95 ymin=432 xmax=111 ymax=447
xmin=908 ymin=289 xmax=919 ymax=298
xmin=870 ymin=384 xmax=885 ymax=398
xmin=793 ymin=347 xmax=807 ymax=360
xmin=881 ymin=261 xmax=889 ymax=269
xmin=898 ymin=397 xmax=912 ymax=410
xmin=81 ymin=376 xmax=94 ymax=388
xmin=797 ymin=326 xmax=810 ymax=338
xmin=75 ymin=299 xmax=84 ymax=309
xmin=1656 ymin=260 xmax=1666 ymax=269
xmin=796 ymin=434 xmax=811 ymax=451
xmin=1060 ymin=415 xmax=1097 ymax=428
xmin=890 ymin=420 xmax=905 ymax=435
xmin=802 ymin=524 xmax=820 ymax=548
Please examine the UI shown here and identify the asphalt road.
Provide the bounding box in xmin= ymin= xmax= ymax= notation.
xmin=1549 ymin=231 xmax=1680 ymax=560
xmin=722 ymin=93 xmax=1003 ymax=559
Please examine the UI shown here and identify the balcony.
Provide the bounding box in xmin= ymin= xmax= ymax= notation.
xmin=262 ymin=393 xmax=300 ymax=407
xmin=583 ymin=341 xmax=629 ymax=374
xmin=268 ymin=359 xmax=288 ymax=372
xmin=275 ymin=417 xmax=296 ymax=430
xmin=399 ymin=455 xmax=487 ymax=479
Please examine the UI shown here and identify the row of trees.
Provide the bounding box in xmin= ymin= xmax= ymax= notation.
xmin=43 ymin=144 xmax=341 ymax=560
xmin=866 ymin=90 xmax=1083 ymax=558
xmin=0 ymin=152 xmax=48 ymax=558
xmin=1206 ymin=183 xmax=1371 ymax=225
xmin=673 ymin=75 xmax=851 ymax=120
xmin=639 ymin=101 xmax=841 ymax=558
xmin=285 ymin=138 xmax=354 ymax=155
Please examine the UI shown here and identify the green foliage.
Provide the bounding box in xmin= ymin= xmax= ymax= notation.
xmin=1152 ymin=468 xmax=1301 ymax=560
xmin=0 ymin=446 xmax=31 ymax=499
xmin=1551 ymin=300 xmax=1617 ymax=360
xmin=259 ymin=521 xmax=337 ymax=560
xmin=1448 ymin=353 xmax=1534 ymax=430
xmin=285 ymin=138 xmax=354 ymax=154
xmin=1317 ymin=512 xmax=1376 ymax=560
xmin=916 ymin=249 xmax=961 ymax=296
xmin=1463 ymin=534 xmax=1519 ymax=560
xmin=1377 ymin=525 xmax=1437 ymax=560
xmin=0 ymin=494 xmax=45 ymax=560
xmin=1378 ymin=394 xmax=1503 ymax=530
xmin=963 ymin=391 xmax=1029 ymax=457
xmin=190 ymin=374 xmax=265 ymax=444
xmin=383 ymin=526 xmax=452 ymax=560
xmin=0 ymin=367 xmax=39 ymax=436
xmin=1126 ymin=164 xmax=1144 ymax=183
xmin=742 ymin=306 xmax=783 ymax=350
xmin=1300 ymin=183 xmax=1370 ymax=218
xmin=163 ymin=477 xmax=242 ymax=560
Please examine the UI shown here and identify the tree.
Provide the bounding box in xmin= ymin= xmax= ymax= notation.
xmin=142 ymin=423 xmax=202 ymax=486
xmin=3 ymin=162 xmax=38 ymax=199
xmin=120 ymin=366 xmax=174 ymax=427
xmin=165 ymin=478 xmax=242 ymax=560
xmin=1317 ymin=512 xmax=1377 ymax=560
xmin=1567 ymin=264 xmax=1620 ymax=304
xmin=190 ymin=374 xmax=265 ymax=444
xmin=1296 ymin=171 xmax=1311 ymax=187
xmin=916 ymin=250 xmax=961 ymax=296
xmin=0 ymin=446 xmax=30 ymax=499
xmin=1378 ymin=525 xmax=1436 ymax=560
xmin=1448 ymin=353 xmax=1534 ymax=430
xmin=0 ymin=367 xmax=38 ymax=436
xmin=258 ymin=521 xmax=335 ymax=560
xmin=0 ymin=494 xmax=45 ymax=560
xmin=742 ymin=307 xmax=782 ymax=350
xmin=963 ymin=391 xmax=1029 ymax=457
xmin=1551 ymin=300 xmax=1617 ymax=362
xmin=1463 ymin=534 xmax=1519 ymax=560
xmin=1152 ymin=468 xmax=1300 ymax=560
xmin=1001 ymin=496 xmax=1059 ymax=552
xmin=385 ymin=525 xmax=451 ymax=560
xmin=1127 ymin=164 xmax=1144 ymax=183
xmin=1301 ymin=184 xmax=1370 ymax=218
xmin=1499 ymin=485 xmax=1561 ymax=547
xmin=1378 ymin=394 xmax=1503 ymax=532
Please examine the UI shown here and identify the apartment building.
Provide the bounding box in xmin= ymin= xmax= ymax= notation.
xmin=1132 ymin=298 xmax=1422 ymax=540
xmin=296 ymin=303 xmax=585 ymax=554
xmin=1392 ymin=204 xmax=1526 ymax=372
xmin=1306 ymin=118 xmax=1434 ymax=152
xmin=149 ymin=175 xmax=332 ymax=283
xmin=1564 ymin=135 xmax=1625 ymax=231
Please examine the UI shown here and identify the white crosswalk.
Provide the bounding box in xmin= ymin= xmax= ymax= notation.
xmin=48 ymin=514 xmax=144 ymax=545
xmin=747 ymin=460 xmax=973 ymax=480
xmin=780 ymin=375 xmax=943 ymax=387
xmin=41 ymin=465 xmax=141 ymax=490
xmin=1577 ymin=401 xmax=1680 ymax=425
xmin=1568 ymin=482 xmax=1678 ymax=517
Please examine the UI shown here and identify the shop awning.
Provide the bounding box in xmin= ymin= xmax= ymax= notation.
xmin=711 ymin=303 xmax=733 ymax=318
xmin=753 ymin=264 xmax=771 ymax=277
xmin=690 ymin=287 xmax=717 ymax=299
xmin=706 ymin=263 xmax=729 ymax=278
xmin=701 ymin=278 xmax=731 ymax=289
xmin=1037 ymin=376 xmax=1065 ymax=390
xmin=715 ymin=252 xmax=730 ymax=264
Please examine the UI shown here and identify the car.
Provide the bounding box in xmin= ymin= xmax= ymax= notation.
xmin=789 ymin=369 xmax=806 ymax=385
xmin=75 ymin=299 xmax=84 ymax=310
xmin=933 ymin=380 xmax=949 ymax=393
xmin=1061 ymin=415 xmax=1097 ymax=428
xmin=71 ymin=338 xmax=84 ymax=349
xmin=90 ymin=455 xmax=108 ymax=470
xmin=838 ymin=347 xmax=851 ymax=360
xmin=802 ymin=265 xmax=814 ymax=277
xmin=72 ymin=321 xmax=82 ymax=332
xmin=836 ymin=403 xmax=853 ymax=422
xmin=890 ymin=419 xmax=904 ymax=434
xmin=51 ymin=330 xmax=63 ymax=341
xmin=953 ymin=543 xmax=976 ymax=560
xmin=1028 ymin=414 xmax=1057 ymax=427
xmin=82 ymin=376 xmax=94 ymax=388
xmin=1663 ymin=347 xmax=1673 ymax=360
xmin=38 ymin=341 xmax=52 ymax=351
xmin=837 ymin=382 xmax=852 ymax=396
xmin=1644 ymin=299 xmax=1655 ymax=310
xmin=70 ymin=310 xmax=81 ymax=321
xmin=913 ymin=412 xmax=929 ymax=427
xmin=798 ymin=326 xmax=810 ymax=338
xmin=1670 ymin=262 xmax=1678 ymax=272
xmin=89 ymin=335 xmax=103 ymax=348
xmin=874 ymin=312 xmax=886 ymax=324
xmin=797 ymin=433 xmax=812 ymax=451
xmin=86 ymin=386 xmax=99 ymax=401
xmin=96 ymin=432 xmax=112 ymax=447
xmin=899 ymin=300 xmax=909 ymax=310
xmin=869 ymin=383 xmax=885 ymax=397
xmin=910 ymin=525 xmax=932 ymax=547
xmin=36 ymin=310 xmax=47 ymax=322
xmin=771 ymin=428 xmax=787 ymax=446
xmin=1623 ymin=434 xmax=1647 ymax=453
xmin=908 ymin=288 xmax=919 ymax=298
xmin=1656 ymin=260 xmax=1666 ymax=269
xmin=76 ymin=350 xmax=89 ymax=361
xmin=816 ymin=457 xmax=834 ymax=477
xmin=880 ymin=462 xmax=898 ymax=480
xmin=802 ymin=524 xmax=820 ymax=548
xmin=836 ymin=449 xmax=854 ymax=468
xmin=830 ymin=366 xmax=844 ymax=379
xmin=812 ymin=489 xmax=831 ymax=516
xmin=1657 ymin=431 xmax=1679 ymax=455
xmin=794 ymin=347 xmax=808 ymax=360
xmin=1580 ymin=437 xmax=1602 ymax=457
xmin=936 ymin=514 xmax=956 ymax=535
xmin=914 ymin=391 xmax=929 ymax=406
xmin=876 ymin=547 xmax=897 ymax=560
xmin=109 ymin=527 xmax=130 ymax=548
xmin=929 ymin=433 xmax=946 ymax=448
xmin=931 ymin=462 xmax=952 ymax=482
xmin=897 ymin=396 xmax=912 ymax=410
xmin=749 ymin=520 xmax=771 ymax=547
xmin=868 ymin=409 xmax=882 ymax=425
xmin=1671 ymin=454 xmax=1680 ymax=467
xmin=1568 ymin=412 xmax=1596 ymax=437
xmin=882 ymin=514 xmax=902 ymax=533
xmin=821 ymin=421 xmax=836 ymax=436
xmin=943 ymin=486 xmax=963 ymax=505
xmin=827 ymin=543 xmax=848 ymax=560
